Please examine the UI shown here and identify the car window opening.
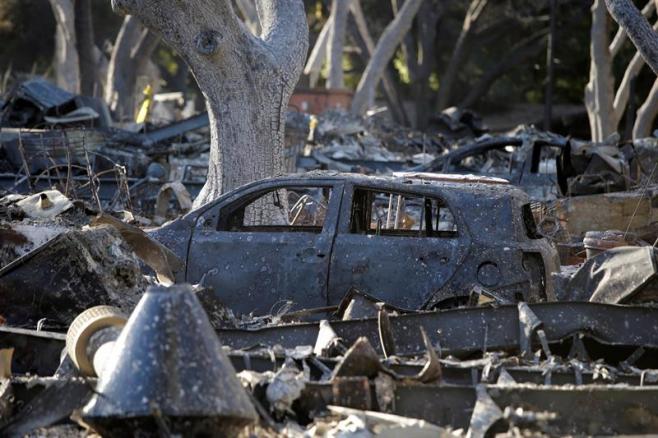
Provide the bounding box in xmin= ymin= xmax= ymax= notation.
xmin=218 ymin=186 xmax=332 ymax=233
xmin=350 ymin=188 xmax=457 ymax=238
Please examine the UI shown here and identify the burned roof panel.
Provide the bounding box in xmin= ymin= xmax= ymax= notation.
xmin=9 ymin=79 xmax=76 ymax=112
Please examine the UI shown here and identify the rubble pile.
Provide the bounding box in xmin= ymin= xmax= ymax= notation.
xmin=290 ymin=109 xmax=451 ymax=174
xmin=1 ymin=78 xmax=107 ymax=129
xmin=0 ymin=80 xmax=211 ymax=223
xmin=2 ymin=285 xmax=658 ymax=436
xmin=0 ymin=78 xmax=658 ymax=436
xmin=0 ymin=190 xmax=90 ymax=268
xmin=0 ymin=224 xmax=146 ymax=329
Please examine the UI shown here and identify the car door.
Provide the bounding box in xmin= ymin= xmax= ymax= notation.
xmin=328 ymin=183 xmax=471 ymax=309
xmin=186 ymin=180 xmax=343 ymax=316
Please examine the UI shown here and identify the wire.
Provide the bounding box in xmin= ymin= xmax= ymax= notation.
xmin=624 ymin=162 xmax=657 ymax=238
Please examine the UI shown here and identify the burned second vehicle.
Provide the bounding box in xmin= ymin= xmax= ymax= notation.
xmin=410 ymin=127 xmax=635 ymax=201
xmin=151 ymin=172 xmax=559 ymax=315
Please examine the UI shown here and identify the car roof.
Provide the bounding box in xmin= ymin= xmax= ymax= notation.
xmin=265 ymin=171 xmax=527 ymax=200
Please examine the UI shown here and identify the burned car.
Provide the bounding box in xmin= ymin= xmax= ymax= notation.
xmin=411 ymin=129 xmax=633 ymax=201
xmin=411 ymin=133 xmax=568 ymax=201
xmin=151 ymin=172 xmax=559 ymax=315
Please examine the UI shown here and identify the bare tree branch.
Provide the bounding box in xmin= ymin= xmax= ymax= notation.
xmin=304 ymin=14 xmax=333 ymax=87
xmin=327 ymin=0 xmax=350 ymax=89
xmin=585 ymin=0 xmax=616 ymax=141
xmin=349 ymin=0 xmax=408 ymax=123
xmin=49 ymin=0 xmax=80 ymax=93
xmin=605 ymin=0 xmax=658 ymax=74
xmin=633 ymin=77 xmax=658 ymax=137
xmin=612 ymin=19 xmax=658 ymax=125
xmin=105 ymin=16 xmax=159 ymax=120
xmin=609 ymin=0 xmax=654 ymax=57
xmin=351 ymin=0 xmax=423 ymax=115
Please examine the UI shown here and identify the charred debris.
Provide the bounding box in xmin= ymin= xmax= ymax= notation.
xmin=1 ymin=79 xmax=658 ymax=436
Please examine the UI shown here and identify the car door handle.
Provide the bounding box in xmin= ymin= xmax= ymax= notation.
xmin=299 ymin=247 xmax=326 ymax=261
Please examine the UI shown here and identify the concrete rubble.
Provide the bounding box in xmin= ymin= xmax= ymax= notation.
xmin=0 ymin=78 xmax=657 ymax=436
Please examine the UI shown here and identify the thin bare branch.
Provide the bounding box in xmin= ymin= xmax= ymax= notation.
xmin=304 ymin=14 xmax=333 ymax=87
xmin=612 ymin=19 xmax=658 ymax=125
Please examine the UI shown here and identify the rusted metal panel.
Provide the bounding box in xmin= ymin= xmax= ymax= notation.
xmin=0 ymin=327 xmax=65 ymax=376
xmin=0 ymin=377 xmax=92 ymax=436
xmin=2 ymin=328 xmax=651 ymax=387
xmin=297 ymin=382 xmax=658 ymax=434
xmin=213 ymin=302 xmax=658 ymax=357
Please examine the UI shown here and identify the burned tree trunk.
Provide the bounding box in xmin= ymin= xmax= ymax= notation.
xmin=435 ymin=0 xmax=489 ymax=111
xmin=75 ymin=0 xmax=98 ymax=96
xmin=349 ymin=0 xmax=408 ymax=124
xmin=400 ymin=0 xmax=442 ymax=128
xmin=605 ymin=0 xmax=658 ymax=74
xmin=105 ymin=16 xmax=159 ymax=121
xmin=351 ymin=0 xmax=423 ymax=115
xmin=111 ymin=0 xmax=308 ymax=206
xmin=585 ymin=0 xmax=616 ymax=142
xmin=49 ymin=0 xmax=80 ymax=93
xmin=327 ymin=0 xmax=350 ymax=89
